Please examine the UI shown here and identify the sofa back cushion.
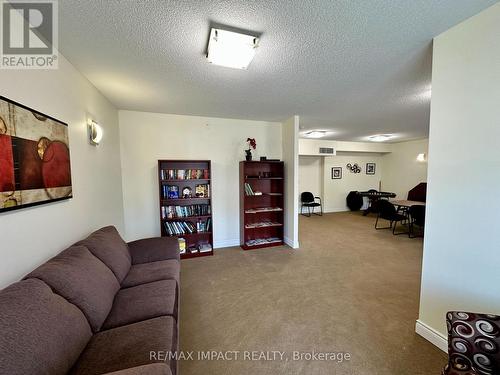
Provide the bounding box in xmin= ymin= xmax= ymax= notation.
xmin=25 ymin=245 xmax=120 ymax=332
xmin=77 ymin=226 xmax=131 ymax=282
xmin=0 ymin=279 xmax=92 ymax=375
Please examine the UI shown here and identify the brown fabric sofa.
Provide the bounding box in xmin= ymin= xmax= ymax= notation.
xmin=0 ymin=226 xmax=180 ymax=375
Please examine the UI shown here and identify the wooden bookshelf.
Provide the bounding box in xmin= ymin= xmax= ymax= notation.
xmin=239 ymin=161 xmax=284 ymax=250
xmin=158 ymin=160 xmax=213 ymax=259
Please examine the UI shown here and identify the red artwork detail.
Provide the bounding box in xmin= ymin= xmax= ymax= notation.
xmin=0 ymin=134 xmax=15 ymax=192
xmin=18 ymin=138 xmax=43 ymax=190
xmin=42 ymin=141 xmax=71 ymax=188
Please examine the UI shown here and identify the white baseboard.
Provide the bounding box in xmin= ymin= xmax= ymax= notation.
xmin=415 ymin=319 xmax=448 ymax=352
xmin=213 ymin=238 xmax=240 ymax=249
xmin=284 ymin=236 xmax=299 ymax=249
xmin=323 ymin=207 xmax=349 ymax=213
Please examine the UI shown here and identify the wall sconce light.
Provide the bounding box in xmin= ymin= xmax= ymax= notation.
xmin=88 ymin=120 xmax=103 ymax=146
xmin=417 ymin=153 xmax=426 ymax=162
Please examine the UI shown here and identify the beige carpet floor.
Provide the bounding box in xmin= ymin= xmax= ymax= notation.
xmin=179 ymin=211 xmax=447 ymax=374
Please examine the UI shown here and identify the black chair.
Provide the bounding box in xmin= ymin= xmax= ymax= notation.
xmin=408 ymin=205 xmax=425 ymax=238
xmin=374 ymin=199 xmax=408 ymax=235
xmin=300 ymin=192 xmax=323 ymax=217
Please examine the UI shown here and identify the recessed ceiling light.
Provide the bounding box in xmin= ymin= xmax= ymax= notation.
xmin=305 ymin=131 xmax=327 ymax=139
xmin=368 ymin=134 xmax=394 ymax=142
xmin=207 ymin=28 xmax=259 ymax=70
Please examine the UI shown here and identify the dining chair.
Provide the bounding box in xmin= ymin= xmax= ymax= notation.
xmin=374 ymin=199 xmax=408 ymax=234
xmin=300 ymin=192 xmax=323 ymax=217
xmin=408 ymin=205 xmax=425 ymax=238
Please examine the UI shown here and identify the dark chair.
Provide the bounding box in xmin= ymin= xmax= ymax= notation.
xmin=374 ymin=199 xmax=408 ymax=234
xmin=300 ymin=192 xmax=323 ymax=217
xmin=408 ymin=205 xmax=425 ymax=238
xmin=408 ymin=182 xmax=427 ymax=202
xmin=442 ymin=311 xmax=500 ymax=375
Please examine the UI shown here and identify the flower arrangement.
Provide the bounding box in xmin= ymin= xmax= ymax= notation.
xmin=245 ymin=138 xmax=256 ymax=161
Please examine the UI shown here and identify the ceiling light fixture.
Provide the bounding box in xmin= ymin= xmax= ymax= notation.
xmin=368 ymin=134 xmax=394 ymax=142
xmin=305 ymin=131 xmax=327 ymax=139
xmin=207 ymin=28 xmax=259 ymax=70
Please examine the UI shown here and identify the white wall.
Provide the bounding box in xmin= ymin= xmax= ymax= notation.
xmin=298 ymin=156 xmax=323 ymax=200
xmin=0 ymin=56 xmax=124 ymax=288
xmin=323 ymin=153 xmax=383 ymax=212
xmin=282 ymin=116 xmax=299 ymax=248
xmin=119 ymin=111 xmax=282 ymax=247
xmin=417 ymin=3 xmax=500 ymax=351
xmin=382 ymin=139 xmax=429 ymax=199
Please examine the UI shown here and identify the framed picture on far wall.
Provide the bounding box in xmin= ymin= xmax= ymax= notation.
xmin=366 ymin=163 xmax=376 ymax=175
xmin=331 ymin=167 xmax=342 ymax=179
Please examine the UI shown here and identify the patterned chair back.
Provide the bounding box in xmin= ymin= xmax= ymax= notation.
xmin=443 ymin=311 xmax=500 ymax=375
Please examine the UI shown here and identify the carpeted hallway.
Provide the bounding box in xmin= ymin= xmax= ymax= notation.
xmin=179 ymin=212 xmax=446 ymax=374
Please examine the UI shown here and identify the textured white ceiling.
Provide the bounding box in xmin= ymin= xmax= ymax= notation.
xmin=58 ymin=0 xmax=498 ymax=141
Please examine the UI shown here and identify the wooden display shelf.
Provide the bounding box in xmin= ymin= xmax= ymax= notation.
xmin=244 ymin=207 xmax=283 ymax=214
xmin=245 ymin=223 xmax=283 ymax=229
xmin=241 ymin=241 xmax=284 ymax=250
xmin=158 ymin=160 xmax=213 ymax=260
xmin=181 ymin=250 xmax=213 ymax=259
xmin=240 ymin=161 xmax=284 ymax=251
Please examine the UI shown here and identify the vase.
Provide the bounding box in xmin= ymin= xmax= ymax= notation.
xmin=245 ymin=150 xmax=252 ymax=161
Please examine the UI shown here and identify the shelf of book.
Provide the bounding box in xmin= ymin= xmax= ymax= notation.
xmin=239 ymin=161 xmax=284 ymax=251
xmin=163 ymin=215 xmax=212 ymax=221
xmin=158 ymin=160 xmax=214 ymax=260
xmin=161 ymin=178 xmax=211 ymax=183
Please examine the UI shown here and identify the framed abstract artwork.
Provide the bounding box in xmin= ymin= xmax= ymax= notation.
xmin=366 ymin=163 xmax=376 ymax=175
xmin=331 ymin=167 xmax=342 ymax=179
xmin=0 ymin=96 xmax=72 ymax=213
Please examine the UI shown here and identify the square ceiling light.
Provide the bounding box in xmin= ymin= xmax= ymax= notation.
xmin=207 ymin=28 xmax=259 ymax=70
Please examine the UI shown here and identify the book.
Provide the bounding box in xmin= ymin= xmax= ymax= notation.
xmin=161 ymin=169 xmax=210 ymax=180
xmin=195 ymin=184 xmax=209 ymax=197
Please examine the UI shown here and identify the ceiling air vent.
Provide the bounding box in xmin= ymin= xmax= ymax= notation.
xmin=319 ymin=147 xmax=335 ymax=155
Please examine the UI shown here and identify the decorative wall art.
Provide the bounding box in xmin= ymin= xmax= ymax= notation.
xmin=346 ymin=163 xmax=361 ymax=174
xmin=331 ymin=167 xmax=342 ymax=179
xmin=0 ymin=96 xmax=72 ymax=213
xmin=366 ymin=163 xmax=376 ymax=175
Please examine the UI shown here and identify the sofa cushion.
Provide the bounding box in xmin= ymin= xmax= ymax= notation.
xmin=102 ymin=280 xmax=177 ymax=330
xmin=103 ymin=364 xmax=172 ymax=375
xmin=121 ymin=259 xmax=180 ymax=289
xmin=128 ymin=237 xmax=180 ymax=265
xmin=0 ymin=279 xmax=92 ymax=375
xmin=25 ymin=245 xmax=120 ymax=332
xmin=71 ymin=316 xmax=177 ymax=375
xmin=77 ymin=226 xmax=131 ymax=282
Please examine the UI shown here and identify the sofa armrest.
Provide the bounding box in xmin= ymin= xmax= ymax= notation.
xmin=127 ymin=237 xmax=180 ymax=265
xmin=103 ymin=364 xmax=172 ymax=375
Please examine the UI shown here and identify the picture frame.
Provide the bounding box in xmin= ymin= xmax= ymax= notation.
xmin=0 ymin=96 xmax=72 ymax=213
xmin=331 ymin=167 xmax=342 ymax=179
xmin=366 ymin=163 xmax=376 ymax=175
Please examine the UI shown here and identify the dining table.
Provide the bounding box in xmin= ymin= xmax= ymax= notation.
xmin=389 ymin=199 xmax=426 ymax=208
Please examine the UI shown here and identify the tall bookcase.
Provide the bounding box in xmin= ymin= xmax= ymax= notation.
xmin=158 ymin=160 xmax=213 ymax=259
xmin=239 ymin=161 xmax=284 ymax=250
